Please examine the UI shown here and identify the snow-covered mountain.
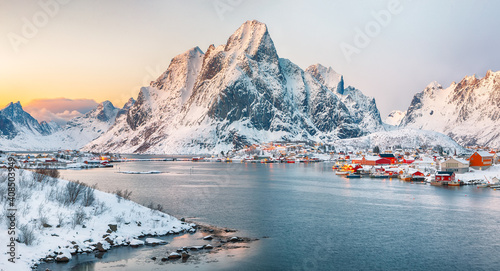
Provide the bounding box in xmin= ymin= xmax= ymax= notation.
xmin=51 ymin=101 xmax=120 ymax=149
xmin=400 ymin=70 xmax=500 ymax=147
xmin=0 ymin=101 xmax=122 ymax=151
xmin=0 ymin=102 xmax=57 ymax=139
xmin=384 ymin=110 xmax=406 ymax=126
xmin=83 ymin=20 xmax=384 ymax=154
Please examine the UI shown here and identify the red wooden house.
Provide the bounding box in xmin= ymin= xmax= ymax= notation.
xmin=412 ymin=171 xmax=425 ymax=177
xmin=352 ymin=156 xmax=391 ymax=166
xmin=469 ymin=151 xmax=494 ymax=169
xmin=433 ymin=171 xmax=455 ymax=184
xmin=379 ymin=153 xmax=397 ymax=164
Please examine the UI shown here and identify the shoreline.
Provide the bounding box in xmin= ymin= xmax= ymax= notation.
xmin=36 ymin=220 xmax=258 ymax=270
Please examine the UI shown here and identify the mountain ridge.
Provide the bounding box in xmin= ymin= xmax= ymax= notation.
xmin=400 ymin=70 xmax=500 ymax=147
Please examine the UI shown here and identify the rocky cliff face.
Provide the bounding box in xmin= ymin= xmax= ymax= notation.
xmin=84 ymin=20 xmax=385 ymax=154
xmin=400 ymin=70 xmax=500 ymax=147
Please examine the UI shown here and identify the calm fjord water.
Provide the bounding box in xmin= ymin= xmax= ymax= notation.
xmin=58 ymin=161 xmax=500 ymax=270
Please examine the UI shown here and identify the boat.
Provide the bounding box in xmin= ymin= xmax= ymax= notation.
xmin=399 ymin=174 xmax=412 ymax=181
xmin=370 ymin=173 xmax=392 ymax=178
xmin=346 ymin=174 xmax=361 ymax=178
xmin=411 ymin=176 xmax=426 ymax=182
xmin=448 ymin=181 xmax=461 ymax=186
xmin=335 ymin=171 xmax=349 ymax=175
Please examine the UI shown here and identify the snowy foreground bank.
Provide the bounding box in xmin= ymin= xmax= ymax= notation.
xmin=0 ymin=169 xmax=193 ymax=270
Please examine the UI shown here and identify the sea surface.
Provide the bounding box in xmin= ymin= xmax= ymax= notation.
xmin=39 ymin=160 xmax=500 ymax=270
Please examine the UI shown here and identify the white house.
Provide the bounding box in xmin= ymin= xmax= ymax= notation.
xmin=440 ymin=157 xmax=469 ymax=173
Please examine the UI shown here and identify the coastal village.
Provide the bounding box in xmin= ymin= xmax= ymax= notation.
xmin=1 ymin=142 xmax=499 ymax=189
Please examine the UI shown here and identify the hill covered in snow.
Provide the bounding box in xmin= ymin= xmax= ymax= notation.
xmin=0 ymin=168 xmax=192 ymax=269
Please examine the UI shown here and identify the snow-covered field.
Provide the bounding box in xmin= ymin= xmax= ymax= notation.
xmin=0 ymin=169 xmax=192 ymax=270
xmin=456 ymin=164 xmax=500 ymax=183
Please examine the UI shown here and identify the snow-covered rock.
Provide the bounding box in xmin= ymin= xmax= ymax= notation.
xmin=145 ymin=238 xmax=167 ymax=245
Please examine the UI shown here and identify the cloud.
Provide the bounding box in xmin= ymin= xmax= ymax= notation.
xmin=24 ymin=98 xmax=98 ymax=125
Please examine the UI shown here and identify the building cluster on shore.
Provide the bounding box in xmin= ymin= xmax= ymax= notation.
xmin=1 ymin=142 xmax=499 ymax=188
xmin=329 ymin=147 xmax=499 ymax=187
xmin=0 ymin=150 xmax=122 ymax=169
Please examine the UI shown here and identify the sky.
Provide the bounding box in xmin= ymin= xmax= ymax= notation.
xmin=1 ymin=0 xmax=499 ymax=121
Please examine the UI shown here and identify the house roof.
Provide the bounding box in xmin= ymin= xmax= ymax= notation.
xmin=444 ymin=157 xmax=469 ymax=165
xmin=379 ymin=154 xmax=395 ymax=158
xmin=475 ymin=151 xmax=494 ymax=158
xmin=365 ymin=155 xmax=381 ymax=161
xmin=436 ymin=171 xmax=455 ymax=176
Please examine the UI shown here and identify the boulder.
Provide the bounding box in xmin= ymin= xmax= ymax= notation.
xmin=129 ymin=239 xmax=145 ymax=248
xmin=168 ymin=252 xmax=182 ymax=259
xmin=145 ymin=238 xmax=167 ymax=245
xmin=55 ymin=256 xmax=69 ymax=262
xmin=95 ymin=242 xmax=107 ymax=252
xmin=204 ymin=244 xmax=214 ymax=249
xmin=108 ymin=224 xmax=118 ymax=232
xmin=104 ymin=237 xmax=114 ymax=245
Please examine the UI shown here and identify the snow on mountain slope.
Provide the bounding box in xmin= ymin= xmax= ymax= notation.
xmin=384 ymin=110 xmax=406 ymax=126
xmin=400 ymin=70 xmax=500 ymax=147
xmin=84 ymin=20 xmax=385 ymax=154
xmin=0 ymin=101 xmax=121 ymax=151
xmin=50 ymin=101 xmax=120 ymax=149
xmin=334 ymin=128 xmax=466 ymax=152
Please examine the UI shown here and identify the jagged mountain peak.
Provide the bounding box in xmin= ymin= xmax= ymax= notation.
xmin=122 ymin=98 xmax=136 ymax=110
xmin=169 ymin=46 xmax=204 ymax=65
xmin=150 ymin=46 xmax=204 ymax=97
xmin=224 ymin=20 xmax=278 ymax=63
xmin=2 ymin=101 xmax=24 ymax=114
xmin=305 ymin=64 xmax=343 ymax=94
xmin=306 ymin=63 xmax=338 ymax=74
xmin=425 ymin=81 xmax=442 ymax=91
xmin=90 ymin=100 xmax=118 ymax=122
